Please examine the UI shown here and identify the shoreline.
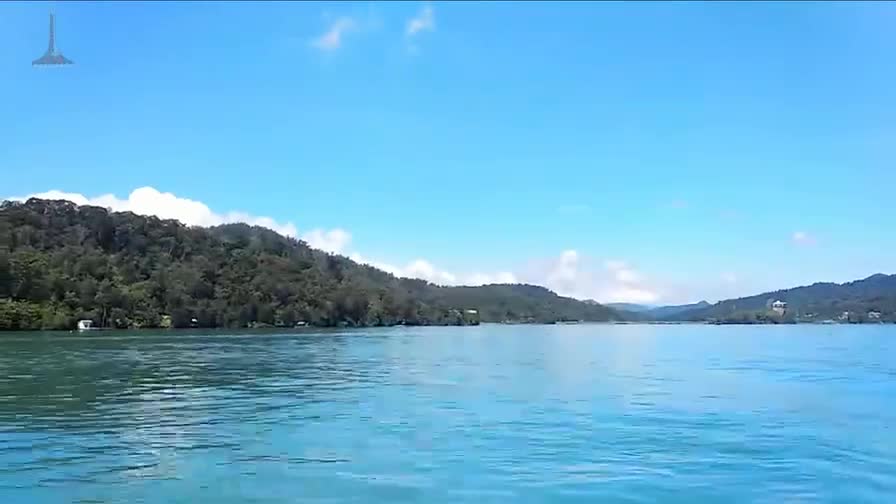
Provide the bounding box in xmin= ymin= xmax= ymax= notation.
xmin=1 ymin=319 xmax=891 ymax=334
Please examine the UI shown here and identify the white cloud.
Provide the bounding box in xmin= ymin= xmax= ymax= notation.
xmin=349 ymin=250 xmax=742 ymax=306
xmin=546 ymin=250 xmax=580 ymax=289
xmin=599 ymin=259 xmax=657 ymax=303
xmin=524 ymin=251 xmax=660 ymax=304
xmin=10 ymin=186 xmax=524 ymax=288
xmin=792 ymin=231 xmax=816 ymax=246
xmin=8 ymin=187 xmax=722 ymax=304
xmin=406 ymin=259 xmax=457 ymax=285
xmin=406 ymin=4 xmax=435 ymax=37
xmin=348 ymin=252 xmax=516 ymax=286
xmin=11 ymin=187 xmax=301 ymax=238
xmin=609 ymin=263 xmax=641 ymax=284
xmin=301 ymin=229 xmax=352 ymax=255
xmin=312 ymin=17 xmax=356 ymax=51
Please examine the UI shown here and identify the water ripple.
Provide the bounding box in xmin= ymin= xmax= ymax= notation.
xmin=0 ymin=325 xmax=893 ymax=503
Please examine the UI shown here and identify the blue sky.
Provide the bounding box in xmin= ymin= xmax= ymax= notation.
xmin=2 ymin=1 xmax=895 ymax=304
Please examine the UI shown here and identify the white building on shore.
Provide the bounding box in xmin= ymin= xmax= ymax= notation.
xmin=771 ymin=300 xmax=787 ymax=316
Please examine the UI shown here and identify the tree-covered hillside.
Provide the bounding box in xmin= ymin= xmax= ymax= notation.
xmin=0 ymin=199 xmax=621 ymax=330
xmin=671 ymin=275 xmax=896 ymax=323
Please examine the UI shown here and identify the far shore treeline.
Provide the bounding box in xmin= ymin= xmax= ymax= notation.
xmin=0 ymin=199 xmax=620 ymax=330
xmin=2 ymin=199 xmax=894 ymax=331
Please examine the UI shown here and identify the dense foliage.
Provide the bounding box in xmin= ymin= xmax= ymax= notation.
xmin=670 ymin=275 xmax=896 ymax=323
xmin=0 ymin=199 xmax=621 ymax=330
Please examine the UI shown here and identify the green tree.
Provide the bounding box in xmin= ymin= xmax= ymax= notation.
xmin=0 ymin=199 xmax=626 ymax=330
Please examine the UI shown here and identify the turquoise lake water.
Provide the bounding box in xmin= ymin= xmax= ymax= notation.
xmin=0 ymin=324 xmax=894 ymax=503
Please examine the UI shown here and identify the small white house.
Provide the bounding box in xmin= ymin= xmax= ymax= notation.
xmin=771 ymin=300 xmax=787 ymax=315
xmin=77 ymin=320 xmax=94 ymax=331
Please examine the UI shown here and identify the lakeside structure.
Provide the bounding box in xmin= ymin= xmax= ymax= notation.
xmin=771 ymin=300 xmax=788 ymax=316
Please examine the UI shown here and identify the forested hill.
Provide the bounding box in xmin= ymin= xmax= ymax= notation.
xmin=0 ymin=199 xmax=622 ymax=330
xmin=670 ymin=274 xmax=896 ymax=322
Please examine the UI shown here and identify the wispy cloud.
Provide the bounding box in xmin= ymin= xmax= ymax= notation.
xmin=406 ymin=4 xmax=435 ymax=37
xmin=349 ymin=252 xmax=517 ymax=287
xmin=311 ymin=17 xmax=356 ymax=51
xmin=792 ymin=231 xmax=817 ymax=246
xmin=302 ymin=229 xmax=352 ymax=255
xmin=519 ymin=252 xmax=661 ymax=304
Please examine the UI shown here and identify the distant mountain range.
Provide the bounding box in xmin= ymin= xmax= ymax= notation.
xmin=669 ymin=274 xmax=896 ymax=323
xmin=605 ymin=302 xmax=654 ymax=312
xmin=606 ymin=301 xmax=711 ymax=319
xmin=646 ymin=301 xmax=712 ymax=319
xmin=606 ymin=275 xmax=896 ymax=324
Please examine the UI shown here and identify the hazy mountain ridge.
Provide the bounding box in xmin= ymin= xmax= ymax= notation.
xmin=606 ymin=301 xmax=711 ymax=319
xmin=647 ymin=301 xmax=711 ymax=319
xmin=605 ymin=302 xmax=654 ymax=313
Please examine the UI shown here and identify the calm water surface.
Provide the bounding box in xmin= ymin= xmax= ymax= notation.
xmin=0 ymin=324 xmax=894 ymax=503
